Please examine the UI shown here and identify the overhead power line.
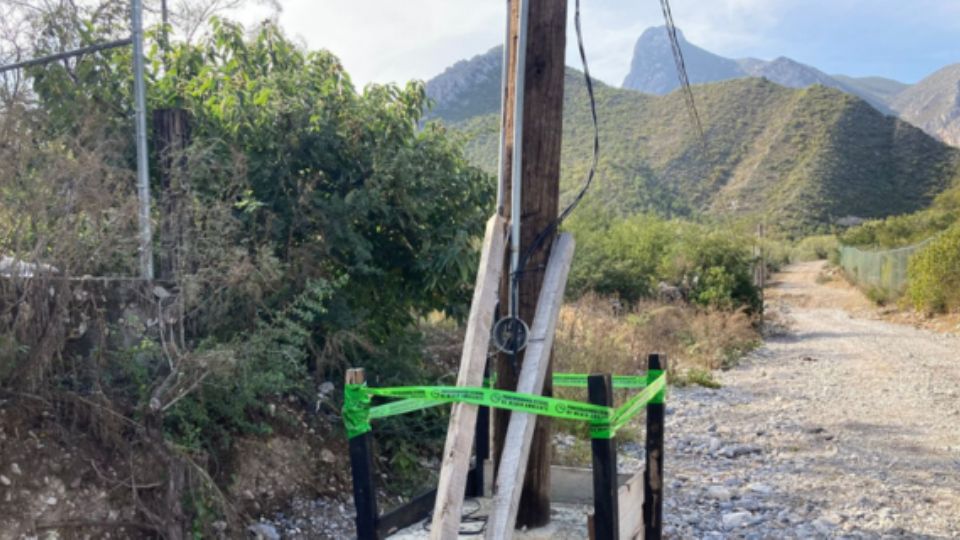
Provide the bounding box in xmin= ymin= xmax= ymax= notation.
xmin=659 ymin=0 xmax=705 ymax=140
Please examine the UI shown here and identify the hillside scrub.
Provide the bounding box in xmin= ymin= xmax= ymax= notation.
xmin=554 ymin=295 xmax=759 ymax=390
xmin=454 ymin=76 xmax=960 ymax=236
xmin=839 ymin=175 xmax=960 ymax=310
xmin=791 ymin=234 xmax=839 ymax=262
xmin=840 ymin=173 xmax=960 ymax=249
xmin=907 ymin=222 xmax=960 ymax=313
xmin=566 ymin=210 xmax=761 ymax=311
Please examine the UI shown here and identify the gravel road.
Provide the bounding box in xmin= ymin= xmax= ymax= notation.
xmin=655 ymin=261 xmax=960 ymax=538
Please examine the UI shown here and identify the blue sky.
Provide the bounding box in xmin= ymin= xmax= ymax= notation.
xmin=238 ymin=0 xmax=960 ymax=87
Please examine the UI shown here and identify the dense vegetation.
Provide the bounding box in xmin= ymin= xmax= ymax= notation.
xmin=450 ymin=75 xmax=960 ymax=236
xmin=906 ymin=221 xmax=960 ymax=312
xmin=565 ymin=208 xmax=760 ymax=311
xmin=2 ymin=12 xmax=491 ymax=534
xmin=839 ymin=181 xmax=960 ymax=312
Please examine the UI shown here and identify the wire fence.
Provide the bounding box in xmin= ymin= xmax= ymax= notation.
xmin=838 ymin=237 xmax=936 ymax=295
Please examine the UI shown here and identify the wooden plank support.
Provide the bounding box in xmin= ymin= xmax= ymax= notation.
xmin=346 ymin=368 xmax=380 ymax=540
xmin=643 ymin=354 xmax=667 ymax=540
xmin=485 ymin=233 xmax=575 ymax=540
xmin=429 ymin=215 xmax=508 ymax=540
xmin=614 ymin=470 xmax=645 ymax=539
xmin=589 ymin=374 xmax=619 ymax=540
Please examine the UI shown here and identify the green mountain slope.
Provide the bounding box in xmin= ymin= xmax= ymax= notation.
xmin=452 ymin=76 xmax=960 ymax=235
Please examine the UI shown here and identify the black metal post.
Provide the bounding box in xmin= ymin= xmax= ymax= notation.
xmin=589 ymin=373 xmax=619 ymax=540
xmin=643 ymin=354 xmax=666 ymax=540
xmin=346 ymin=369 xmax=380 ymax=540
xmin=466 ymin=360 xmax=491 ymax=498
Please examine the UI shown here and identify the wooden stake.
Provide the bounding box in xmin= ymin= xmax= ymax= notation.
xmin=589 ymin=374 xmax=619 ymax=540
xmin=486 ymin=233 xmax=575 ymax=539
xmin=494 ymin=0 xmax=568 ymax=527
xmin=153 ymin=108 xmax=190 ymax=282
xmin=430 ymin=216 xmax=507 ymax=540
xmin=346 ymin=368 xmax=380 ymax=540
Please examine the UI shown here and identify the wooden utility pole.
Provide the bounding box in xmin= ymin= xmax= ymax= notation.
xmin=153 ymin=108 xmax=190 ymax=281
xmin=493 ymin=0 xmax=567 ymax=529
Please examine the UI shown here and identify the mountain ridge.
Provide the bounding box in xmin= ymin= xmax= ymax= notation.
xmin=447 ymin=75 xmax=960 ymax=234
xmin=621 ymin=26 xmax=896 ymax=114
xmin=892 ymin=64 xmax=960 ymax=147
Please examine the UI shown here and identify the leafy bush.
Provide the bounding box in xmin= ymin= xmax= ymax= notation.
xmin=567 ymin=212 xmax=760 ymax=311
xmin=792 ymin=235 xmax=839 ymax=261
xmin=5 ymin=15 xmax=495 ymax=521
xmin=907 ymin=222 xmax=960 ymax=313
xmin=659 ymin=225 xmax=761 ymax=311
xmin=840 ymin=210 xmax=956 ymax=249
xmin=566 ymin=211 xmax=673 ymax=303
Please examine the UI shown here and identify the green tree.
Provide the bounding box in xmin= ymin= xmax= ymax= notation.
xmin=30 ymin=18 xmax=493 ymax=358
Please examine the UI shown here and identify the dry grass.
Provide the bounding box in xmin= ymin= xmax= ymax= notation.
xmin=554 ymin=294 xmax=760 ymax=386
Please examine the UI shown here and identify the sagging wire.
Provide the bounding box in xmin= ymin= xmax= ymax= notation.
xmin=501 ymin=0 xmax=600 ymax=372
xmin=504 ymin=0 xmax=600 ymax=375
xmin=660 ymin=0 xmax=705 ymax=140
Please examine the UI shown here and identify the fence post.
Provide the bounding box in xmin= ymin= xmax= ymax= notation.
xmin=643 ymin=354 xmax=666 ymax=540
xmin=346 ymin=368 xmax=380 ymax=540
xmin=589 ymin=373 xmax=619 ymax=540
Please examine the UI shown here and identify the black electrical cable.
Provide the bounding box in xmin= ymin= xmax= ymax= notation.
xmin=660 ymin=0 xmax=705 ymax=139
xmin=506 ymin=0 xmax=599 ymax=349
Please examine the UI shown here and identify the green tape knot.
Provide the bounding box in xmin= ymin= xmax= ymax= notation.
xmin=342 ymin=383 xmax=372 ymax=439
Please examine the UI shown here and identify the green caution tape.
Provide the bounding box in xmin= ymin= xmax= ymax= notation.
xmin=553 ymin=373 xmax=650 ymax=389
xmin=342 ymin=371 xmax=667 ymax=440
xmin=485 ymin=373 xmax=649 ymax=389
xmin=647 ymin=368 xmax=665 ymax=405
xmin=608 ymin=372 xmax=666 ymax=435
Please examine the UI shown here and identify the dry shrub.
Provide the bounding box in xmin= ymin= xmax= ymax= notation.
xmin=554 ymin=293 xmax=759 ymax=385
xmin=0 ymin=108 xmax=140 ymax=391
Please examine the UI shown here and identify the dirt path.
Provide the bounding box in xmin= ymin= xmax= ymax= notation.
xmin=658 ymin=261 xmax=960 ymax=538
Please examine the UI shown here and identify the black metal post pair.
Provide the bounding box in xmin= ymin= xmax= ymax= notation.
xmin=347 ymin=365 xmax=490 ymax=540
xmin=348 ymin=354 xmax=666 ymax=540
xmin=589 ymin=353 xmax=666 ymax=540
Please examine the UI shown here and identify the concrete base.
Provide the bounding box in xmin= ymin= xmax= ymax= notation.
xmin=387 ymin=464 xmax=636 ymax=539
xmin=388 ymin=496 xmax=591 ymax=539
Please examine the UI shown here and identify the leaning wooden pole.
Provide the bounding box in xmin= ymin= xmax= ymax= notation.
xmin=429 ymin=216 xmax=507 ymax=539
xmin=486 ymin=234 xmax=574 ymax=539
xmin=493 ymin=0 xmax=567 ymax=528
